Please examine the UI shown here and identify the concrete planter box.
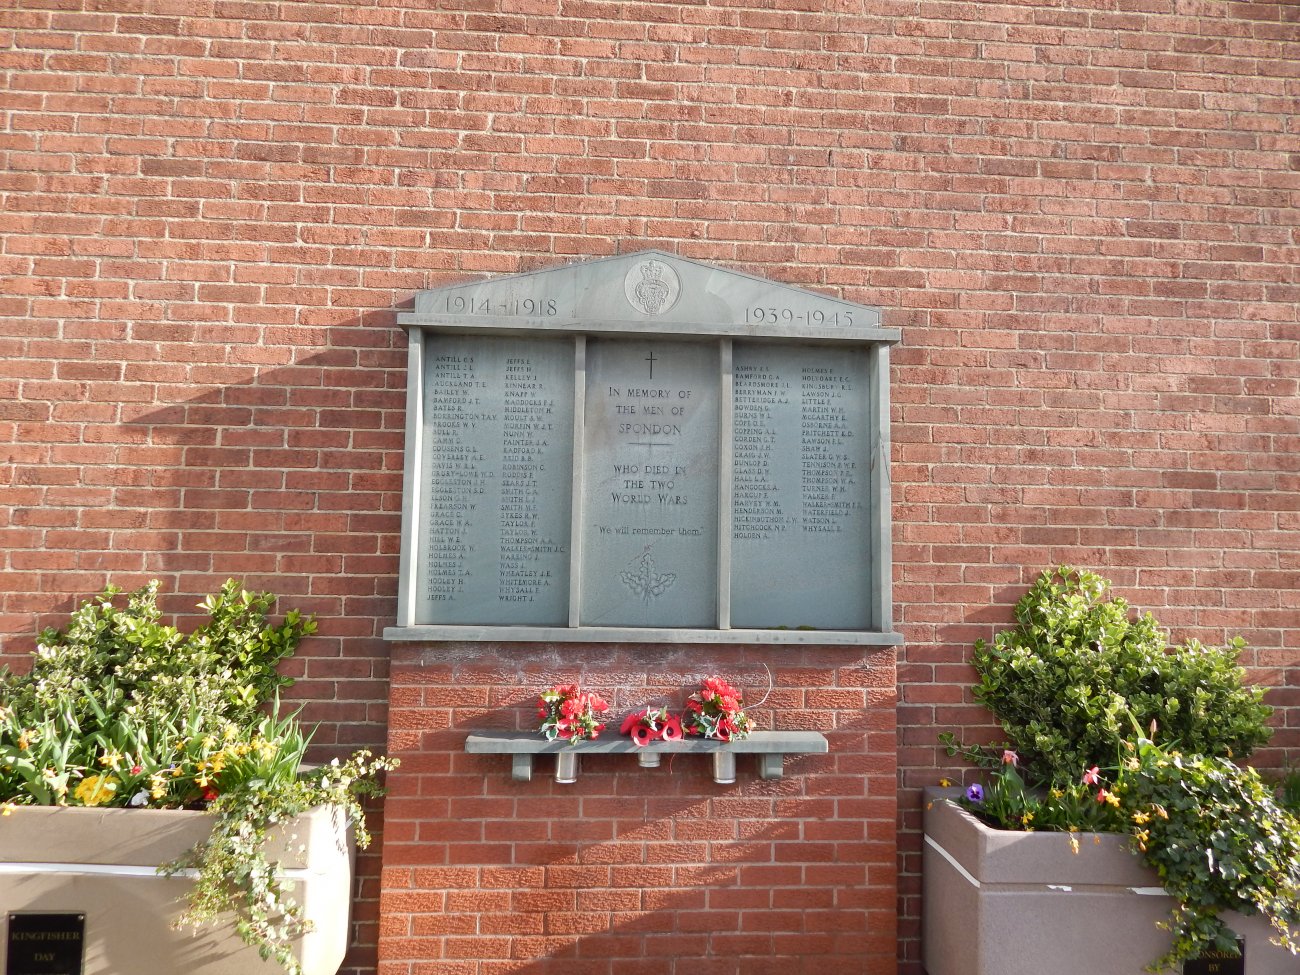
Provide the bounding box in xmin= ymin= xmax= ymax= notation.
xmin=923 ymin=787 xmax=1294 ymax=975
xmin=0 ymin=804 xmax=354 ymax=975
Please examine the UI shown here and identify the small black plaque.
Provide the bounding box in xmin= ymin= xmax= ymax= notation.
xmin=6 ymin=914 xmax=84 ymax=975
xmin=1183 ymin=938 xmax=1245 ymax=975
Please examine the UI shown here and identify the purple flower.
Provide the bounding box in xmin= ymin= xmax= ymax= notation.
xmin=966 ymin=783 xmax=985 ymax=804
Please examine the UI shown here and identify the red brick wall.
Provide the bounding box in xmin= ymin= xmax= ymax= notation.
xmin=381 ymin=647 xmax=897 ymax=975
xmin=2 ymin=1 xmax=1297 ymax=973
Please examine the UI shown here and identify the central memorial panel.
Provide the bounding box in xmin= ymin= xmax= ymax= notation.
xmin=580 ymin=340 xmax=719 ymax=628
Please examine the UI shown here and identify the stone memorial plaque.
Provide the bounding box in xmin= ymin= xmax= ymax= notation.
xmin=580 ymin=339 xmax=719 ymax=627
xmin=1183 ymin=940 xmax=1244 ymax=975
xmin=6 ymin=913 xmax=84 ymax=975
xmin=392 ymin=252 xmax=899 ymax=643
xmin=416 ymin=335 xmax=574 ymax=624
xmin=730 ymin=343 xmax=872 ymax=629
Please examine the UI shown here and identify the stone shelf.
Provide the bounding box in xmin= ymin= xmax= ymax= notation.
xmin=464 ymin=730 xmax=829 ymax=784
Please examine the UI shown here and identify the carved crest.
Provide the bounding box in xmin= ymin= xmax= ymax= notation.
xmin=624 ymin=258 xmax=681 ymax=316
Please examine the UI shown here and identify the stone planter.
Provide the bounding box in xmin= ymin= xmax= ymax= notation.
xmin=923 ymin=787 xmax=1293 ymax=975
xmin=0 ymin=804 xmax=354 ymax=975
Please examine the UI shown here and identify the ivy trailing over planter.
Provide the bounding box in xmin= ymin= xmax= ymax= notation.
xmin=1123 ymin=742 xmax=1300 ymax=970
xmin=0 ymin=581 xmax=396 ymax=975
xmin=942 ymin=567 xmax=1300 ymax=972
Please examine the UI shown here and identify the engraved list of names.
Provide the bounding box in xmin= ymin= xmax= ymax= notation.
xmin=730 ymin=344 xmax=872 ymax=629
xmin=416 ymin=336 xmax=574 ymax=625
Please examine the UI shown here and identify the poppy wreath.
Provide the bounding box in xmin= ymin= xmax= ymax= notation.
xmin=537 ymin=684 xmax=609 ymax=743
xmin=619 ymin=706 xmax=683 ymax=747
xmin=681 ymin=675 xmax=756 ymax=742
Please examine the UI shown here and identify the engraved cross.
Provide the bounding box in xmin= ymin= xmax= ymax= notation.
xmin=645 ymin=350 xmax=658 ymax=379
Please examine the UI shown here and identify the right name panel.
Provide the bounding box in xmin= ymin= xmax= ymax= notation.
xmin=730 ymin=343 xmax=873 ymax=630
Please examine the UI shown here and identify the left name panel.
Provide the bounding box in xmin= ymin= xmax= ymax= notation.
xmin=416 ymin=335 xmax=575 ymax=625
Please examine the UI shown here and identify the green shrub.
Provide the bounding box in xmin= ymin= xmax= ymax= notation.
xmin=945 ymin=567 xmax=1297 ymax=972
xmin=971 ymin=566 xmax=1271 ymax=780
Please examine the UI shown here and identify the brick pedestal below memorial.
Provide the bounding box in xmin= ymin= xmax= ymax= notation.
xmin=376 ymin=642 xmax=898 ymax=975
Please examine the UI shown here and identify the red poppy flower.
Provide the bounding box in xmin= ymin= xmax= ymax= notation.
xmin=660 ymin=715 xmax=683 ymax=742
xmin=631 ymin=724 xmax=657 ymax=747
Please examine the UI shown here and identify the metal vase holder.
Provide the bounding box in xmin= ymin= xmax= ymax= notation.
xmin=712 ymin=751 xmax=737 ymax=785
xmin=554 ymin=750 xmax=579 ymax=784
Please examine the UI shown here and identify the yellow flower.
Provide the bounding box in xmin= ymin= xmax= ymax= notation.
xmin=99 ymin=750 xmax=124 ymax=770
xmin=74 ymin=774 xmax=120 ymax=807
xmin=1 ymin=802 xmax=15 ymax=817
xmin=149 ymin=774 xmax=168 ymax=800
xmin=1050 ymin=788 xmax=1063 ymax=799
xmin=17 ymin=730 xmax=29 ymax=751
xmin=1135 ymin=829 xmax=1150 ymax=852
xmin=1020 ymin=812 xmax=1034 ymax=828
xmin=1069 ymin=835 xmax=1080 ymax=855
xmin=201 ymin=735 xmax=217 ymax=751
xmin=195 ymin=773 xmax=209 ymax=788
xmin=1132 ymin=810 xmax=1150 ymax=825
xmin=938 ymin=778 xmax=952 ymax=788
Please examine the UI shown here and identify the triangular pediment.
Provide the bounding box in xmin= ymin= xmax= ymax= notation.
xmin=405 ymin=251 xmax=892 ymax=341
